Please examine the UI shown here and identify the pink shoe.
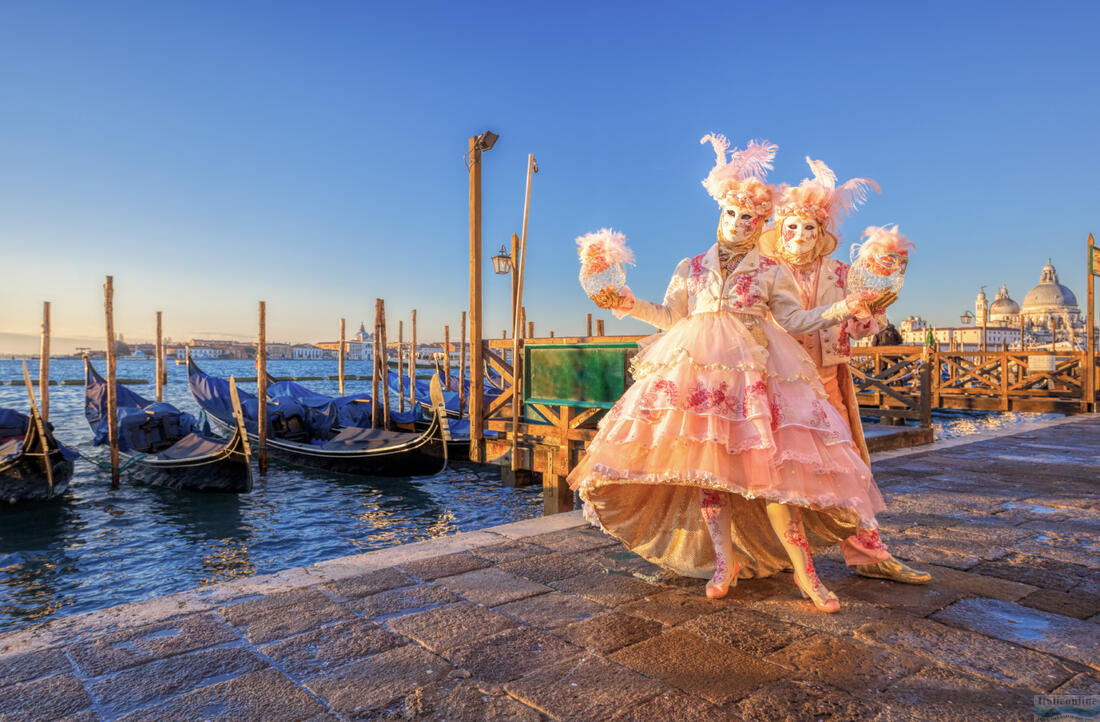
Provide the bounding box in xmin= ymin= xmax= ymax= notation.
xmin=705 ymin=560 xmax=741 ymax=599
xmin=794 ymin=574 xmax=840 ymax=613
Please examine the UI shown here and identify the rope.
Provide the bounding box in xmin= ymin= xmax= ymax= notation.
xmin=74 ymin=448 xmax=148 ymax=474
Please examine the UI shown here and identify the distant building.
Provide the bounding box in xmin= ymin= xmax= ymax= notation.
xmin=292 ymin=343 xmax=325 ymax=360
xmin=265 ymin=342 xmax=292 ymax=360
xmin=188 ymin=346 xmax=224 ymax=359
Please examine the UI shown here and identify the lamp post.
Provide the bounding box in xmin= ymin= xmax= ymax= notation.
xmin=468 ymin=130 xmax=497 ymax=463
xmin=960 ymin=310 xmax=973 ymax=352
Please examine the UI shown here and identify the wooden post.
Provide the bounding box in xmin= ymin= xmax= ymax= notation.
xmin=468 ymin=135 xmax=486 ymax=462
xmin=1086 ymin=233 xmax=1096 ymax=410
xmin=982 ymin=301 xmax=988 ymax=353
xmin=586 ymin=313 xmax=593 ymax=337
xmin=338 ymin=318 xmax=346 ymax=396
xmin=527 ymin=321 xmax=534 ymax=338
xmin=155 ymin=310 xmax=163 ymax=403
xmin=372 ymin=298 xmax=382 ymax=428
xmin=410 ymin=309 xmax=417 ymax=410
xmin=104 ymin=277 xmax=119 ymax=487
xmin=596 ymin=319 xmax=605 ymax=336
xmin=444 ymin=325 xmax=451 ymax=391
xmin=459 ymin=310 xmax=467 ymax=415
xmin=1001 ymin=341 xmax=1009 ymax=410
xmin=40 ymin=302 xmax=50 ymax=422
xmin=258 ymin=301 xmax=268 ymax=476
xmin=380 ymin=300 xmax=391 ymax=428
xmin=398 ymin=320 xmax=405 ymax=412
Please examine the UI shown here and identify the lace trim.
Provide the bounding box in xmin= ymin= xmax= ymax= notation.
xmin=577 ymin=472 xmax=878 ymax=529
xmin=587 ymin=438 xmax=868 ymax=477
xmin=599 ymin=414 xmax=849 ymax=447
xmin=630 ymin=358 xmax=828 ymax=400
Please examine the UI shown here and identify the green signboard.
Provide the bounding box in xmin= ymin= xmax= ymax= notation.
xmin=524 ymin=343 xmax=638 ymax=421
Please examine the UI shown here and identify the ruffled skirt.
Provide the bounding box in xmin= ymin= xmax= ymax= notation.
xmin=567 ymin=311 xmax=885 ymax=579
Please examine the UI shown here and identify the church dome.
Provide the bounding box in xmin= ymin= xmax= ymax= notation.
xmin=989 ymin=284 xmax=1019 ymax=316
xmin=1022 ymin=259 xmax=1078 ymax=312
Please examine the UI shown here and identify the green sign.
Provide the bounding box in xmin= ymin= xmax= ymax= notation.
xmin=524 ymin=343 xmax=637 ymax=417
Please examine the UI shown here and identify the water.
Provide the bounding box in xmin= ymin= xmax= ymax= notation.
xmin=0 ymin=358 xmax=540 ymax=634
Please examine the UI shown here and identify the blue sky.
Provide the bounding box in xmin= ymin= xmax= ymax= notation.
xmin=1 ymin=1 xmax=1097 ymax=352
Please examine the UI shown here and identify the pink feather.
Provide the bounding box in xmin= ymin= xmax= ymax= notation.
xmin=576 ymin=228 xmax=635 ymax=266
xmin=805 ymin=157 xmax=837 ymax=189
xmin=729 ymin=140 xmax=778 ymax=180
xmin=700 ymin=134 xmax=730 ymax=167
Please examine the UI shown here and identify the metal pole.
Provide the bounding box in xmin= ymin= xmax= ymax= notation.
xmin=1087 ymin=233 xmax=1096 ymax=410
xmin=511 ymin=154 xmax=537 ymax=471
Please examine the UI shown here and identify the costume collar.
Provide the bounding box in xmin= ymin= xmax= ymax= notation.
xmin=706 ymin=243 xmax=763 ymax=278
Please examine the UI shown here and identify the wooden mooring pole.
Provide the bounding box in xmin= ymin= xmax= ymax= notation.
xmin=380 ymin=300 xmax=390 ymax=428
xmin=586 ymin=313 xmax=592 ymax=337
xmin=40 ymin=302 xmax=50 ymax=422
xmin=104 ymin=277 xmax=119 ymax=487
xmin=372 ymin=299 xmax=382 ymax=428
xmin=155 ymin=311 xmax=163 ymax=403
xmin=339 ymin=318 xmax=346 ymax=396
xmin=596 ymin=319 xmax=605 ymax=336
xmin=258 ymin=301 xmax=268 ymax=476
xmin=444 ymin=325 xmax=451 ymax=390
xmin=459 ymin=310 xmax=467 ymax=414
xmin=410 ymin=309 xmax=417 ymax=410
xmin=398 ymin=320 xmax=405 ymax=412
xmin=1087 ymin=232 xmax=1096 ymax=411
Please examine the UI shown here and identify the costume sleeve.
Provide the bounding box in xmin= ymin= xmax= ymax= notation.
xmin=768 ymin=263 xmax=853 ymax=336
xmin=617 ymin=258 xmax=691 ymax=329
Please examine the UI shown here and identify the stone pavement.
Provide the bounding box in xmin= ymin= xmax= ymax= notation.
xmin=1 ymin=414 xmax=1097 ymax=721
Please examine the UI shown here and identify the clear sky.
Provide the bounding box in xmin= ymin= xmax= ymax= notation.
xmin=1 ymin=0 xmax=1097 ymax=353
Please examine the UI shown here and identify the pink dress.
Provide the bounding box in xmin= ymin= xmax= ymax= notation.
xmin=568 ymin=244 xmax=887 ymax=579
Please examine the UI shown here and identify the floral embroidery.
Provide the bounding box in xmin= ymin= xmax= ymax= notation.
xmin=731 ymin=272 xmax=762 ymax=308
xmin=690 ymin=253 xmax=706 ymax=276
xmin=835 ymin=261 xmax=849 ymax=289
xmin=783 ymin=519 xmax=817 ymax=579
xmin=808 ymin=400 xmax=830 ymax=430
xmin=832 ymin=332 xmax=851 ymax=357
xmin=853 ymin=528 xmax=886 ymax=550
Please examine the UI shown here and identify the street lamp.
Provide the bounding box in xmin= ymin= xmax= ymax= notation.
xmin=960 ymin=310 xmax=973 ymax=325
xmin=491 ymin=244 xmax=512 ymax=275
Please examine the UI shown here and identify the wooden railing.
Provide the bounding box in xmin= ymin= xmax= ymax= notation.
xmin=851 ymin=346 xmax=1099 ymax=415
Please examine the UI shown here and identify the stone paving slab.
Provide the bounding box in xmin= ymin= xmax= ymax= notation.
xmin=1 ymin=413 xmax=1097 ymax=720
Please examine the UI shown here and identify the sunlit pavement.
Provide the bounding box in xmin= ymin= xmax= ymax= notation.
xmin=0 ymin=415 xmax=1097 ymax=720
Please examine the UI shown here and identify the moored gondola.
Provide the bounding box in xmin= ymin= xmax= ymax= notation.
xmin=1 ymin=363 xmax=76 ymax=504
xmin=0 ymin=407 xmax=75 ymax=504
xmin=84 ymin=358 xmax=252 ymax=493
xmin=187 ymin=355 xmax=446 ymax=477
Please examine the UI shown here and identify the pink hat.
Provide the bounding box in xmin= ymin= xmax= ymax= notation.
xmin=775 ymin=157 xmax=880 ymax=232
xmin=700 ymin=134 xmax=777 ymax=216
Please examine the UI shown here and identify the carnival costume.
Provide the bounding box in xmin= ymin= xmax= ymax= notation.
xmin=763 ymin=198 xmax=930 ymax=584
xmin=568 ymin=136 xmax=889 ymax=611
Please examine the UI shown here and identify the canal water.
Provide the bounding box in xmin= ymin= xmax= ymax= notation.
xmin=0 ymin=358 xmax=1059 ymax=634
xmin=0 ymin=358 xmax=540 ymax=634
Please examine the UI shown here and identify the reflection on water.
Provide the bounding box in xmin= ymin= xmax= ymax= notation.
xmin=0 ymin=359 xmax=541 ymax=634
xmin=932 ymin=409 xmax=1060 ymax=439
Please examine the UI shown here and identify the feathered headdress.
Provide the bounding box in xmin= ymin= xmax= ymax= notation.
xmin=699 ymin=134 xmax=777 ymax=216
xmin=850 ymin=224 xmax=915 ymax=272
xmin=774 ymin=157 xmax=880 ymax=232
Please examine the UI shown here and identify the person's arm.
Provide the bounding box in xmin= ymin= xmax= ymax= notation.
xmin=612 ymin=258 xmax=691 ymax=330
xmin=768 ymin=263 xmax=855 ymax=336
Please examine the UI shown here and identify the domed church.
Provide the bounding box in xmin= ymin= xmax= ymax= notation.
xmin=976 ymin=259 xmax=1081 ymax=331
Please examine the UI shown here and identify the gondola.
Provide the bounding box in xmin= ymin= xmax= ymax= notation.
xmin=387 ymin=369 xmax=502 ymax=421
xmin=84 ymin=358 xmax=252 ymax=493
xmin=0 ymin=407 xmax=75 ymax=504
xmin=187 ymin=354 xmax=446 ymax=477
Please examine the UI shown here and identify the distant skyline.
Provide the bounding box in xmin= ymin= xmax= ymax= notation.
xmin=1 ymin=1 xmax=1097 ymax=353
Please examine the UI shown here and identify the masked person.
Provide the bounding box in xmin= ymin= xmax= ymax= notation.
xmin=761 ymin=161 xmax=930 ymax=584
xmin=569 ymin=136 xmax=892 ymax=613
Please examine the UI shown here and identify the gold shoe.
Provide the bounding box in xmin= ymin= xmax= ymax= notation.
xmin=855 ymin=557 xmax=931 ymax=584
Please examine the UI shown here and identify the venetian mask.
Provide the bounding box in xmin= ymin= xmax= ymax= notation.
xmin=778 ymin=215 xmax=820 ymax=264
xmin=718 ymin=207 xmax=761 ymax=247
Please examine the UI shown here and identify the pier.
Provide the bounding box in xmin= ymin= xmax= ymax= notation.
xmin=2 ymin=413 xmax=1096 ymax=720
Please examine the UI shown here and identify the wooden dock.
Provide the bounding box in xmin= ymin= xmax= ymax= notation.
xmin=2 ymin=414 xmax=1096 ymax=720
